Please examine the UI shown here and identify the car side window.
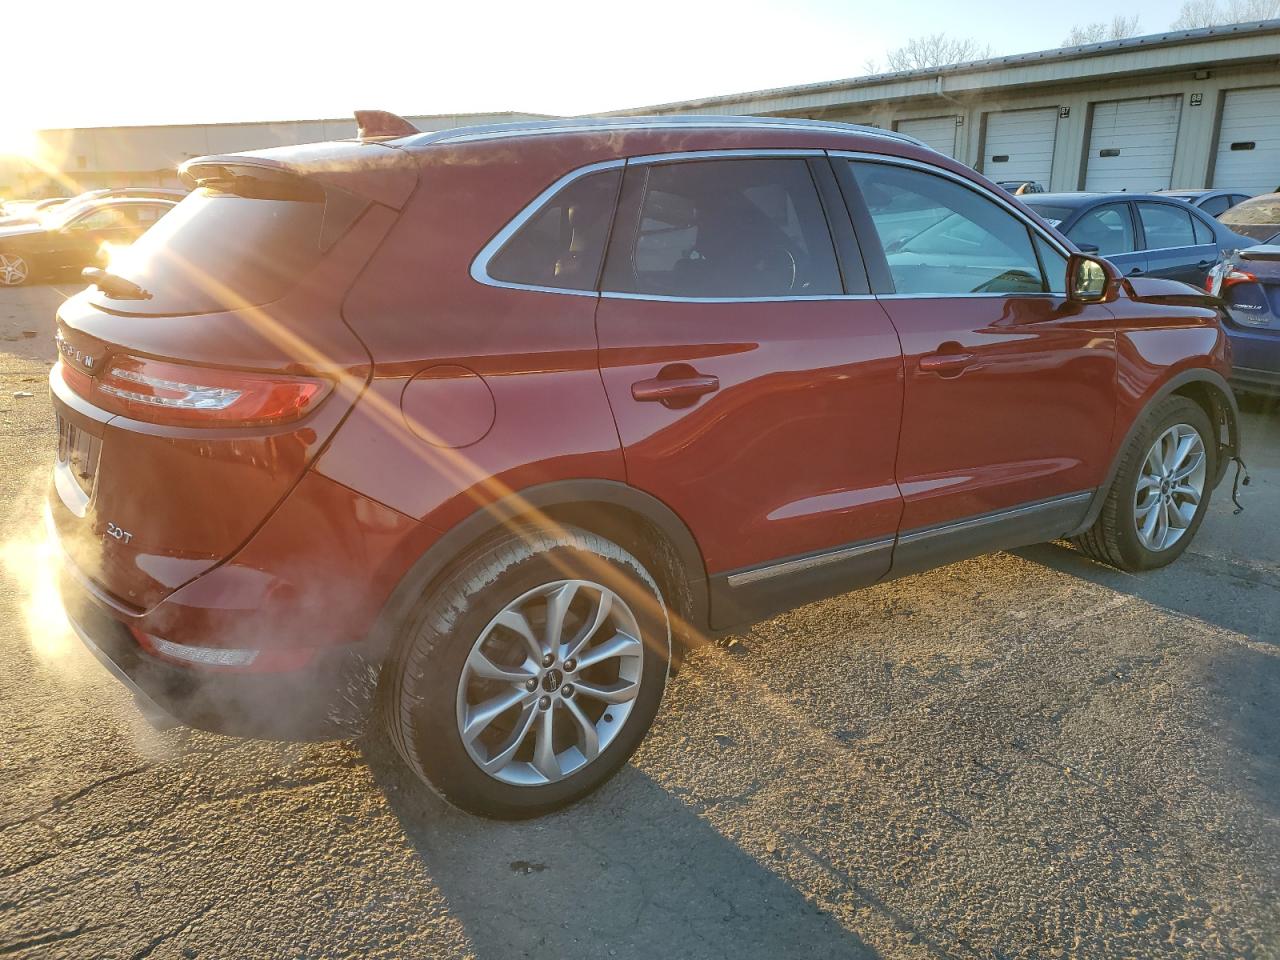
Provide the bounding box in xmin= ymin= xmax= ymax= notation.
xmin=1137 ymin=202 xmax=1196 ymax=250
xmin=602 ymin=158 xmax=842 ymax=298
xmin=848 ymin=160 xmax=1046 ymax=295
xmin=71 ymin=207 xmax=129 ymax=231
xmin=133 ymin=205 xmax=168 ymax=225
xmin=1033 ymin=235 xmax=1068 ymax=294
xmin=487 ymin=168 xmax=621 ymax=292
xmin=1199 ymin=195 xmax=1230 ymax=218
xmin=1066 ymin=204 xmax=1136 ymax=256
xmin=1191 ymin=213 xmax=1214 ymax=245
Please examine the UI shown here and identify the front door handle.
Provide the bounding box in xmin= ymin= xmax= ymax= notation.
xmin=919 ymin=348 xmax=976 ymax=377
xmin=632 ymin=367 xmax=720 ymax=407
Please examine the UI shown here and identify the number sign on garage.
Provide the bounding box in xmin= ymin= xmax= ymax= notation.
xmin=1212 ymin=87 xmax=1280 ymax=196
xmin=981 ymin=108 xmax=1059 ymax=186
xmin=1084 ymin=95 xmax=1183 ymax=192
xmin=895 ymin=116 xmax=959 ymax=158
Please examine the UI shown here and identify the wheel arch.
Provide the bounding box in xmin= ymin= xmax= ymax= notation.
xmin=369 ymin=479 xmax=710 ymax=670
xmin=1069 ymin=368 xmax=1241 ymax=537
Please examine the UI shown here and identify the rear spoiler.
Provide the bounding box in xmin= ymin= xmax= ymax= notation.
xmin=179 ymin=136 xmax=418 ymax=210
xmin=1239 ymin=244 xmax=1280 ymax=262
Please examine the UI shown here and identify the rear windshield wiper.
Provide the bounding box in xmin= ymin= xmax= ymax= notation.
xmin=82 ymin=267 xmax=152 ymax=300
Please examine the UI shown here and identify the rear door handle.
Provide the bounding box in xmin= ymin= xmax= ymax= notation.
xmin=1128 ymin=266 xmax=1144 ymax=276
xmin=1197 ymin=260 xmax=1213 ymax=268
xmin=632 ymin=370 xmax=720 ymax=406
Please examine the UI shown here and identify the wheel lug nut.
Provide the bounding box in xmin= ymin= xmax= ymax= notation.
xmin=525 ymin=677 xmax=538 ymax=691
xmin=562 ymin=684 xmax=575 ymax=698
xmin=538 ymin=695 xmax=552 ymax=710
xmin=564 ymin=658 xmax=577 ymax=672
xmin=541 ymin=653 xmax=555 ymax=668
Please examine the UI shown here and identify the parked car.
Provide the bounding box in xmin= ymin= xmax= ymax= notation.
xmin=0 ymin=197 xmax=176 ymax=285
xmin=0 ymin=196 xmax=71 ymax=226
xmin=996 ymin=180 xmax=1045 ymax=195
xmin=1217 ymin=192 xmax=1280 ymax=244
xmin=1208 ymin=244 xmax=1280 ymax=394
xmin=1022 ymin=192 xmax=1255 ymax=286
xmin=1156 ymin=188 xmax=1251 ymax=217
xmin=50 ymin=114 xmax=1242 ymax=819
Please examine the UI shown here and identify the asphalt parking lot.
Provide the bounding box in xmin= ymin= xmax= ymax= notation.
xmin=0 ymin=284 xmax=1277 ymax=959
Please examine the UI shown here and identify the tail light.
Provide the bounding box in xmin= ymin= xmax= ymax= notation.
xmin=87 ymin=356 xmax=329 ymax=426
xmin=1206 ymin=265 xmax=1257 ymax=297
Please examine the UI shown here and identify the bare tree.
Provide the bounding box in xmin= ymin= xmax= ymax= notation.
xmin=864 ymin=34 xmax=993 ymax=74
xmin=1171 ymin=0 xmax=1280 ymax=28
xmin=1062 ymin=15 xmax=1143 ymax=45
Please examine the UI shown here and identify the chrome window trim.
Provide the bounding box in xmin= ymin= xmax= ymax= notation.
xmin=725 ymin=537 xmax=894 ymax=588
xmin=876 ymin=292 xmax=1064 ymax=300
xmin=472 ymin=150 xmax=852 ymax=301
xmin=470 ymin=158 xmax=626 ymax=297
xmin=827 ymin=150 xmax=1075 ymax=261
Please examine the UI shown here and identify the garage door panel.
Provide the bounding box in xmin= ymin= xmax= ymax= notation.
xmin=1212 ymin=87 xmax=1280 ymax=196
xmin=982 ymin=108 xmax=1058 ymax=185
xmin=1085 ymin=96 xmax=1182 ymax=193
xmin=896 ymin=117 xmax=958 ymax=158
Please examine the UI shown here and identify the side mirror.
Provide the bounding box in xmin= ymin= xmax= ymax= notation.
xmin=1067 ymin=253 xmax=1121 ymax=303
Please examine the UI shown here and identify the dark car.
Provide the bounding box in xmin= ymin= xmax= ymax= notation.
xmin=996 ymin=180 xmax=1045 ymax=196
xmin=51 ymin=114 xmax=1241 ymax=819
xmin=1208 ymin=244 xmax=1280 ymax=394
xmin=1156 ymin=188 xmax=1251 ymax=217
xmin=1022 ymin=192 xmax=1255 ymax=286
xmin=1217 ymin=193 xmax=1280 ymax=244
xmin=0 ymin=197 xmax=176 ymax=285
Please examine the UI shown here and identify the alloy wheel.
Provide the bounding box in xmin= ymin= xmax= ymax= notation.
xmin=456 ymin=579 xmax=644 ymax=786
xmin=1134 ymin=423 xmax=1207 ymax=552
xmin=0 ymin=254 xmax=28 ymax=285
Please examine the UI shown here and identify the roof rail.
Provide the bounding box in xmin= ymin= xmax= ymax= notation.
xmin=395 ymin=114 xmax=926 ymax=150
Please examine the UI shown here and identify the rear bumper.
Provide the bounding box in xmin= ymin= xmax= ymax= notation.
xmin=60 ymin=570 xmax=384 ymax=739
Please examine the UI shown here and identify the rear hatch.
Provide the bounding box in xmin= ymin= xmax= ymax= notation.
xmin=1218 ymin=246 xmax=1280 ymax=336
xmin=51 ymin=142 xmax=416 ymax=612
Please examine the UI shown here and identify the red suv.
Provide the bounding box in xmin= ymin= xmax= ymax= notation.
xmin=50 ymin=115 xmax=1242 ymax=818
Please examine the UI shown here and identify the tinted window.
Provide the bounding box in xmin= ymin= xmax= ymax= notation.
xmin=71 ymin=206 xmax=132 ymax=230
xmin=488 ymin=168 xmax=621 ymax=292
xmin=849 ymin=161 xmax=1046 ymax=295
xmin=1137 ymin=202 xmax=1196 ymax=249
xmin=603 ymin=159 xmax=841 ymax=298
xmin=1022 ymin=202 xmax=1075 ymax=227
xmin=1199 ymin=195 xmax=1231 ymax=217
xmin=1067 ymin=204 xmax=1135 ymax=256
xmin=1034 ymin=235 xmax=1069 ymax=294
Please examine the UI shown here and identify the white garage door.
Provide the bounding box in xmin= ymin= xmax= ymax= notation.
xmin=982 ymin=108 xmax=1059 ymax=186
xmin=1084 ymin=95 xmax=1183 ymax=192
xmin=896 ymin=116 xmax=958 ymax=158
xmin=1212 ymin=87 xmax=1280 ymax=196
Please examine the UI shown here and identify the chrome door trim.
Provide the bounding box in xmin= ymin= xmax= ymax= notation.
xmin=725 ymin=536 xmax=895 ymax=588
xmin=895 ymin=491 xmax=1094 ymax=546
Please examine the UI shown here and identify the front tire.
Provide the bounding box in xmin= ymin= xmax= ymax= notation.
xmin=384 ymin=525 xmax=670 ymax=819
xmin=1073 ymin=395 xmax=1216 ymax=571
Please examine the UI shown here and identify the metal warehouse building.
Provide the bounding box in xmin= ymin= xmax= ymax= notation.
xmin=613 ymin=20 xmax=1280 ymax=196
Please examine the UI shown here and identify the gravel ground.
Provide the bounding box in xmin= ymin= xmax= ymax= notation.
xmin=1 ymin=284 xmax=1277 ymax=959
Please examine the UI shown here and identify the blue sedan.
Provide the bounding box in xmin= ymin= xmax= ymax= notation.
xmin=1022 ymin=192 xmax=1256 ymax=287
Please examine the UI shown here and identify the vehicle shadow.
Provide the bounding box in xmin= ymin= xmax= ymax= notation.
xmin=359 ymin=736 xmax=879 ymax=960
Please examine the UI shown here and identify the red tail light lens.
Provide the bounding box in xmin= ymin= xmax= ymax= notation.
xmin=1206 ymin=266 xmax=1257 ymax=296
xmin=92 ymin=356 xmax=329 ymax=426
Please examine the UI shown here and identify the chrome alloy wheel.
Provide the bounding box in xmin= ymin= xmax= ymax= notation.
xmin=0 ymin=254 xmax=28 ymax=285
xmin=1134 ymin=423 xmax=1207 ymax=552
xmin=456 ymin=580 xmax=644 ymax=786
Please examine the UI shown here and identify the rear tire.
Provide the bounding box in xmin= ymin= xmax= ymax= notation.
xmin=384 ymin=525 xmax=670 ymax=819
xmin=1073 ymin=395 xmax=1215 ymax=571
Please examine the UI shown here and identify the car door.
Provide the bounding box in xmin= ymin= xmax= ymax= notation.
xmin=1064 ymin=201 xmax=1147 ymax=278
xmin=834 ymin=156 xmax=1118 ymax=574
xmin=57 ymin=205 xmax=133 ymax=271
xmin=594 ymin=154 xmax=905 ymax=626
xmin=1136 ymin=200 xmax=1216 ymax=285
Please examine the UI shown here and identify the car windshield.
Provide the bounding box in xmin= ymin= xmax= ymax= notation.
xmin=1221 ymin=194 xmax=1280 ymax=226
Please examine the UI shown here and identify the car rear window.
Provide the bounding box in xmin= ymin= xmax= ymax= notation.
xmin=1021 ymin=203 xmax=1075 ymax=227
xmin=91 ymin=184 xmax=360 ymax=315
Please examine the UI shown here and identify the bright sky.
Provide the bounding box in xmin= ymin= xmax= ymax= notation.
xmin=4 ymin=0 xmax=1186 ymax=144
